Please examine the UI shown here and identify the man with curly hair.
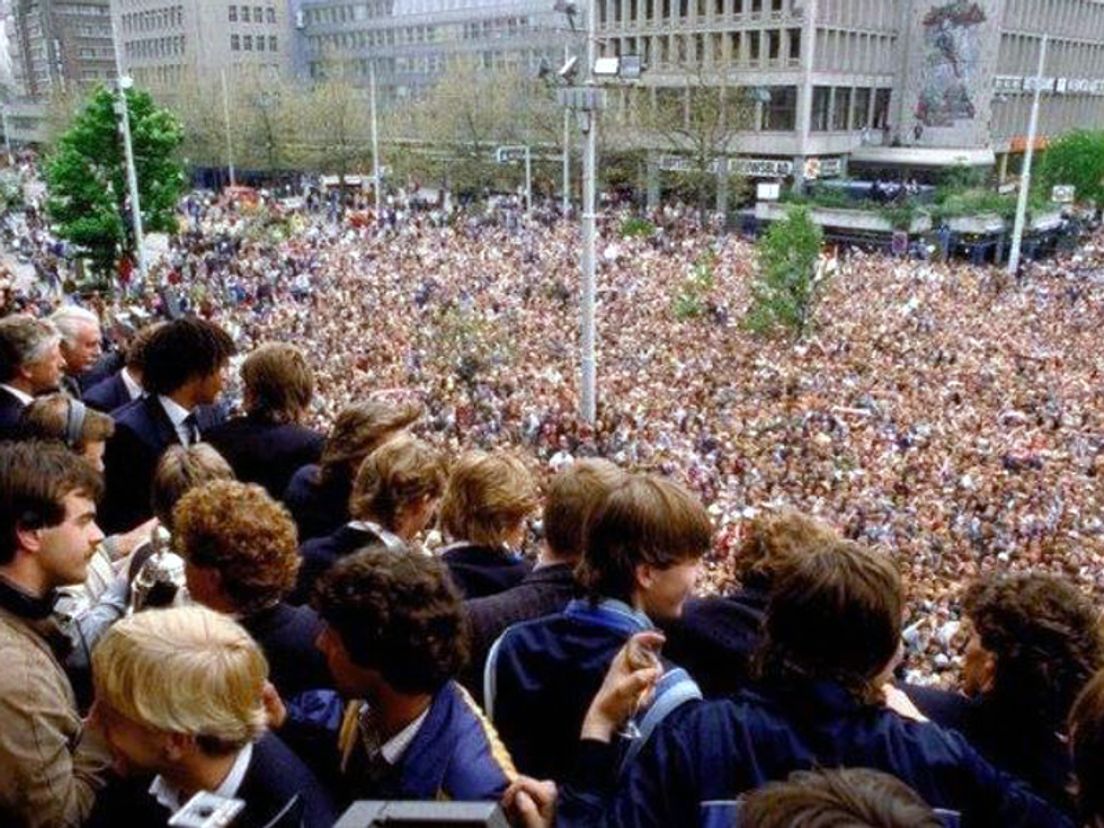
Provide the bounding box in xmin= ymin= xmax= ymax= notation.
xmin=906 ymin=573 xmax=1104 ymax=813
xmin=313 ymin=547 xmax=516 ymax=805
xmin=172 ymin=480 xmax=332 ymax=699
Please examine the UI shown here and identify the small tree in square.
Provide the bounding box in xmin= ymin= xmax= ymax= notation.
xmin=747 ymin=205 xmax=825 ymax=338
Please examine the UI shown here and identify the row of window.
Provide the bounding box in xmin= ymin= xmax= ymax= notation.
xmin=603 ymin=26 xmax=802 ymax=66
xmin=1004 ymin=0 xmax=1104 ymax=41
xmin=230 ymin=33 xmax=279 ymax=51
xmin=461 ymin=17 xmax=534 ymax=40
xmin=814 ymin=28 xmax=897 ymax=75
xmin=125 ymin=34 xmax=185 ymax=59
xmin=999 ymin=33 xmax=1104 ymax=79
xmin=599 ymin=0 xmax=796 ymax=26
xmin=228 ymin=5 xmax=277 ymax=24
xmin=56 ymin=3 xmax=110 ymax=16
xmin=121 ymin=6 xmax=184 ymax=33
xmin=810 ymin=86 xmax=892 ymax=132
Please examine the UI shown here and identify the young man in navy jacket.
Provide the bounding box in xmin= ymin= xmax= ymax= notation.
xmin=554 ymin=538 xmax=1074 ymax=828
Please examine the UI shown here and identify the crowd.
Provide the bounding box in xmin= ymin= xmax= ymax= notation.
xmin=0 ymin=164 xmax=1102 ymax=827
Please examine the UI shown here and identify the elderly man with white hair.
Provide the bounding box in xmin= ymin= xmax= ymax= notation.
xmin=49 ymin=305 xmax=102 ymax=399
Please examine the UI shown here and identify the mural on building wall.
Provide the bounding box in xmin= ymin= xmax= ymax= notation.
xmin=915 ymin=1 xmax=987 ymax=128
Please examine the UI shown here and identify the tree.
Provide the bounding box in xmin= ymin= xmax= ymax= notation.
xmin=1038 ymin=129 xmax=1104 ymax=206
xmin=45 ymin=86 xmax=184 ymax=282
xmin=747 ymin=205 xmax=825 ymax=338
xmin=293 ymin=64 xmax=373 ymax=186
xmin=631 ymin=67 xmax=751 ymax=223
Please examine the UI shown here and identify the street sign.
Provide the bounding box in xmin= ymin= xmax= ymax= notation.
xmin=556 ymin=87 xmax=607 ymax=111
xmin=496 ymin=146 xmax=528 ymax=164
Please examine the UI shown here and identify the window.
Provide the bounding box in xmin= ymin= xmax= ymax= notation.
xmin=265 ymin=6 xmax=275 ymax=22
xmin=229 ymin=5 xmax=236 ymax=21
xmin=269 ymin=35 xmax=277 ymax=50
xmin=763 ymin=85 xmax=796 ymax=131
xmin=872 ymin=87 xmax=891 ymax=129
xmin=243 ymin=33 xmax=252 ymax=49
xmin=231 ymin=33 xmax=240 ymax=49
xmin=831 ymin=87 xmax=851 ymax=130
xmin=852 ymin=87 xmax=871 ymax=129
xmin=254 ymin=7 xmax=262 ymax=21
xmin=811 ymin=85 xmax=831 ymax=131
xmin=241 ymin=5 xmax=249 ymax=20
xmin=257 ymin=34 xmax=265 ymax=49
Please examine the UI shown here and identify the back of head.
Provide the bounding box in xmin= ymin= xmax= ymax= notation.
xmin=172 ymin=480 xmax=300 ymax=615
xmin=349 ymin=433 xmax=446 ymax=529
xmin=964 ymin=573 xmax=1104 ymax=728
xmin=759 ymin=538 xmax=902 ymax=701
xmin=438 ymin=450 xmax=538 ymax=547
xmin=543 ymin=458 xmax=626 ymax=562
xmin=151 ymin=443 xmax=235 ymax=530
xmin=0 ymin=315 xmax=59 ymax=383
xmin=91 ymin=605 xmax=268 ymax=755
xmin=741 ymin=768 xmax=942 ymax=828
xmin=0 ymin=440 xmax=103 ymax=565
xmin=21 ymin=393 xmax=114 ymax=451
xmin=1071 ymin=668 xmax=1104 ymax=823
xmin=576 ymin=473 xmax=712 ymax=603
xmin=142 ymin=317 xmax=236 ymax=396
xmin=733 ymin=509 xmax=840 ymax=592
xmin=241 ymin=342 xmax=314 ymax=424
xmin=319 ymin=398 xmax=422 ymax=485
xmin=124 ymin=321 xmax=166 ymax=374
xmin=314 ymin=545 xmax=468 ymax=694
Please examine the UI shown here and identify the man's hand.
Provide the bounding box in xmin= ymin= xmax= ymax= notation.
xmin=503 ymin=776 xmax=557 ymax=828
xmin=579 ymin=631 xmax=665 ymax=743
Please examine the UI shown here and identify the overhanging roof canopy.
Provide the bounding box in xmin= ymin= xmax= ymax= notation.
xmin=849 ymin=146 xmax=997 ymax=167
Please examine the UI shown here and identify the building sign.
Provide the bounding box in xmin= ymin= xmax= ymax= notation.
xmin=996 ymin=75 xmax=1104 ymax=95
xmin=732 ymin=158 xmax=795 ymax=177
xmin=656 ymin=156 xmax=838 ymax=179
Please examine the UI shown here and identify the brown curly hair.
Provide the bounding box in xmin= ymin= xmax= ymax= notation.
xmin=731 ymin=509 xmax=840 ymax=591
xmin=349 ymin=434 xmax=446 ymax=529
xmin=438 ymin=451 xmax=538 ymax=547
xmin=172 ymin=480 xmax=300 ymax=615
xmin=313 ymin=546 xmax=468 ymax=694
xmin=1071 ymin=668 xmax=1104 ymax=822
xmin=964 ymin=573 xmax=1104 ymax=730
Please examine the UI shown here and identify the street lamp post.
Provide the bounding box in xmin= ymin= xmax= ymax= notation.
xmin=370 ymin=60 xmax=382 ymax=217
xmin=221 ymin=69 xmax=236 ymax=188
xmin=109 ymin=13 xmax=145 ymax=284
xmin=1007 ymin=33 xmax=1048 ymax=276
xmin=579 ymin=0 xmax=598 ymax=424
xmin=562 ymin=43 xmax=571 ymax=216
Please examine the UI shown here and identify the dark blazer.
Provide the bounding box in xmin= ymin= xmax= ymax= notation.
xmin=88 ymin=732 xmax=338 ymax=828
xmin=206 ymin=414 xmax=324 ymax=501
xmin=460 ymin=562 xmax=579 ymax=703
xmin=442 ymin=542 xmax=532 ymax=600
xmin=904 ymin=683 xmax=1076 ymax=814
xmin=240 ymin=602 xmax=332 ymax=700
xmin=0 ymin=386 xmax=27 ymax=441
xmin=658 ymin=588 xmax=767 ymax=699
xmin=79 ymin=350 xmax=124 ymax=391
xmin=283 ymin=464 xmax=351 ymax=543
xmin=83 ymin=372 xmax=134 ymax=413
xmin=291 ymin=523 xmax=390 ymax=605
xmin=100 ymin=395 xmax=222 ymax=534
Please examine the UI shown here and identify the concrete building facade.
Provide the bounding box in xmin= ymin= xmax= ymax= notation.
xmin=593 ymin=0 xmax=1104 ymax=180
xmin=111 ymin=0 xmax=291 ymax=91
xmin=9 ymin=0 xmax=114 ymax=98
xmin=295 ymin=0 xmax=572 ymax=103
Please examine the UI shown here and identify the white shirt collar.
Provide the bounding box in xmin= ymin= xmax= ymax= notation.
xmin=149 ymin=741 xmax=253 ymax=814
xmin=380 ymin=708 xmax=429 ymax=765
xmin=158 ymin=395 xmax=195 ymax=446
xmin=121 ymin=368 xmax=143 ymax=401
xmin=0 ymin=384 xmax=33 ymax=405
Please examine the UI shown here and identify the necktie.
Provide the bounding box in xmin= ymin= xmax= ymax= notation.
xmin=182 ymin=413 xmax=200 ymax=445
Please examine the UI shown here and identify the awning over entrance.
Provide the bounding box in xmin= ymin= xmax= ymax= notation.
xmin=849 ymin=146 xmax=997 ymax=167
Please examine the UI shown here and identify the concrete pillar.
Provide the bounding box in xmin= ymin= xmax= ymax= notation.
xmin=998 ymin=152 xmax=1009 ymax=184
xmin=716 ymin=157 xmax=729 ymax=217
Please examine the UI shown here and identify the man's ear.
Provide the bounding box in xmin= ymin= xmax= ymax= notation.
xmin=163 ymin=731 xmax=195 ymax=763
xmin=14 ymin=523 xmax=43 ymax=555
xmin=978 ymin=651 xmax=998 ymax=694
xmin=634 ymin=563 xmax=655 ymax=593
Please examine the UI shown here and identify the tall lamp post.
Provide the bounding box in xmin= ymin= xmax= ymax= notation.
xmin=221 ymin=69 xmax=236 ymax=188
xmin=369 ymin=60 xmax=382 ymax=217
xmin=1007 ymin=33 xmax=1048 ymax=276
xmin=109 ymin=12 xmax=145 ymax=284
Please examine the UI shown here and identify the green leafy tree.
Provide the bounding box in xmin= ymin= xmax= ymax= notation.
xmin=1038 ymin=129 xmax=1104 ymax=206
xmin=747 ymin=205 xmax=825 ymax=338
xmin=45 ymin=86 xmax=184 ymax=281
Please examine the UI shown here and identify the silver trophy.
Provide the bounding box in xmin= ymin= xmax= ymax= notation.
xmin=129 ymin=525 xmax=188 ymax=613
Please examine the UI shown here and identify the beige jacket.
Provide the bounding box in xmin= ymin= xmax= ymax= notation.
xmin=0 ymin=603 xmax=109 ymax=827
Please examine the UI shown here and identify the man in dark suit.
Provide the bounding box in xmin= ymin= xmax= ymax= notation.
xmin=0 ymin=314 xmax=66 ymax=439
xmin=205 ymin=343 xmax=324 ymax=500
xmin=460 ymin=459 xmax=624 ymax=703
xmin=85 ymin=321 xmax=163 ymax=413
xmin=100 ymin=317 xmax=235 ymax=534
xmin=87 ymin=606 xmax=336 ymax=828
xmin=49 ymin=306 xmax=102 ymax=400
